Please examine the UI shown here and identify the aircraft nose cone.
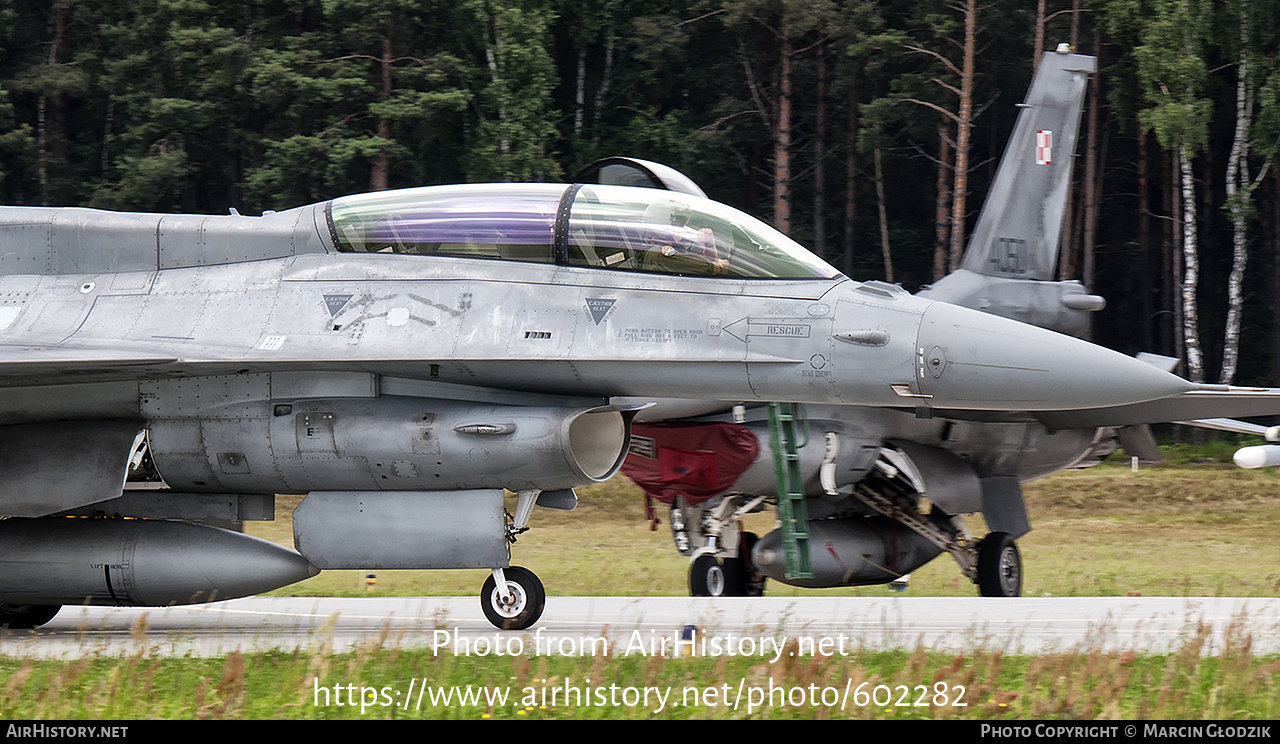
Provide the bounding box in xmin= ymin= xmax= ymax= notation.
xmin=915 ymin=302 xmax=1192 ymax=411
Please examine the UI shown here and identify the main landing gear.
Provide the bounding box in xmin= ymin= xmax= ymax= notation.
xmin=688 ymin=531 xmax=765 ymax=597
xmin=689 ymin=554 xmax=735 ymax=596
xmin=672 ymin=495 xmax=768 ymax=598
xmin=976 ymin=531 xmax=1022 ymax=598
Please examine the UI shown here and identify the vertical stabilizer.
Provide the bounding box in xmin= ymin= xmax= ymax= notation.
xmin=961 ymin=48 xmax=1095 ymax=279
xmin=918 ymin=48 xmax=1100 ymax=338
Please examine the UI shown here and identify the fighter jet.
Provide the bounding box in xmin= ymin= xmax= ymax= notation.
xmin=0 ymin=49 xmax=1275 ymax=632
xmin=619 ymin=48 xmax=1280 ymax=600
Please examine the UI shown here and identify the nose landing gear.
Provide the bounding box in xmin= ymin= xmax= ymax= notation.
xmin=480 ymin=566 xmax=545 ymax=630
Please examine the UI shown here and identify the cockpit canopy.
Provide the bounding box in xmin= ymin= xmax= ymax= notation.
xmin=325 ymin=183 xmax=840 ymax=280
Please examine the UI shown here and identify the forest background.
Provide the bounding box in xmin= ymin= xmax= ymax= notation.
xmin=1 ymin=0 xmax=1278 ymax=389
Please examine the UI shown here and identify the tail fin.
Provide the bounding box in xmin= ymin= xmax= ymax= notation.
xmin=919 ymin=47 xmax=1100 ymax=336
xmin=963 ymin=47 xmax=1095 ymax=279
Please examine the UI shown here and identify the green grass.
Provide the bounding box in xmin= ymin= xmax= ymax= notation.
xmin=248 ymin=463 xmax=1280 ymax=599
xmin=0 ymin=621 xmax=1276 ymax=719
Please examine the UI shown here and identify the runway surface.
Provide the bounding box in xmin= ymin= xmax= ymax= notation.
xmin=2 ymin=595 xmax=1277 ymax=658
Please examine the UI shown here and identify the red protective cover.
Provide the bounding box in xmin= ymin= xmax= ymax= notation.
xmin=621 ymin=422 xmax=760 ymax=505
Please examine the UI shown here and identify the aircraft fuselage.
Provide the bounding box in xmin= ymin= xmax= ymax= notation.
xmin=0 ymin=197 xmax=1188 ymax=414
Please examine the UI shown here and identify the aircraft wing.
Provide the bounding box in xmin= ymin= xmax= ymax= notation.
xmin=1177 ymin=418 xmax=1268 ymax=436
xmin=1034 ymin=386 xmax=1280 ymax=429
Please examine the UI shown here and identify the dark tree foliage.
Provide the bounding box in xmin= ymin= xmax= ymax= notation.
xmin=2 ymin=0 xmax=1280 ymax=384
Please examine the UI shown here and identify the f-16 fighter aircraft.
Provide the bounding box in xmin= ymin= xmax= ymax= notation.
xmin=620 ymin=47 xmax=1280 ymax=601
xmin=0 ymin=48 xmax=1276 ymax=632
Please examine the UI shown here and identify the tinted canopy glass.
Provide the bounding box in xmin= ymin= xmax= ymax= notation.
xmin=566 ymin=185 xmax=839 ymax=279
xmin=326 ymin=183 xmax=840 ymax=280
xmin=327 ymin=184 xmax=561 ymax=263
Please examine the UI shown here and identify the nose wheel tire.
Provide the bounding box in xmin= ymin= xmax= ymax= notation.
xmin=480 ymin=566 xmax=545 ymax=630
xmin=976 ymin=532 xmax=1022 ymax=597
xmin=0 ymin=604 xmax=61 ymax=629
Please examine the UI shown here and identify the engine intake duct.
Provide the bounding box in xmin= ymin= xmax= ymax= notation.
xmin=148 ymin=396 xmax=640 ymax=493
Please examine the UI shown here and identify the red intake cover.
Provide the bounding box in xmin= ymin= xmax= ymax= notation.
xmin=621 ymin=422 xmax=760 ymax=505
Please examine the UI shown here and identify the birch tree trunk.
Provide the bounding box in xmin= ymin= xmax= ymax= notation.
xmin=1221 ymin=9 xmax=1252 ymax=384
xmin=1180 ymin=145 xmax=1203 ymax=382
xmin=590 ymin=35 xmax=614 ymax=151
xmin=1170 ymin=151 xmax=1183 ymax=365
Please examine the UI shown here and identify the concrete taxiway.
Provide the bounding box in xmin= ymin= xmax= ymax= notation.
xmin=1 ymin=596 xmax=1276 ymax=658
